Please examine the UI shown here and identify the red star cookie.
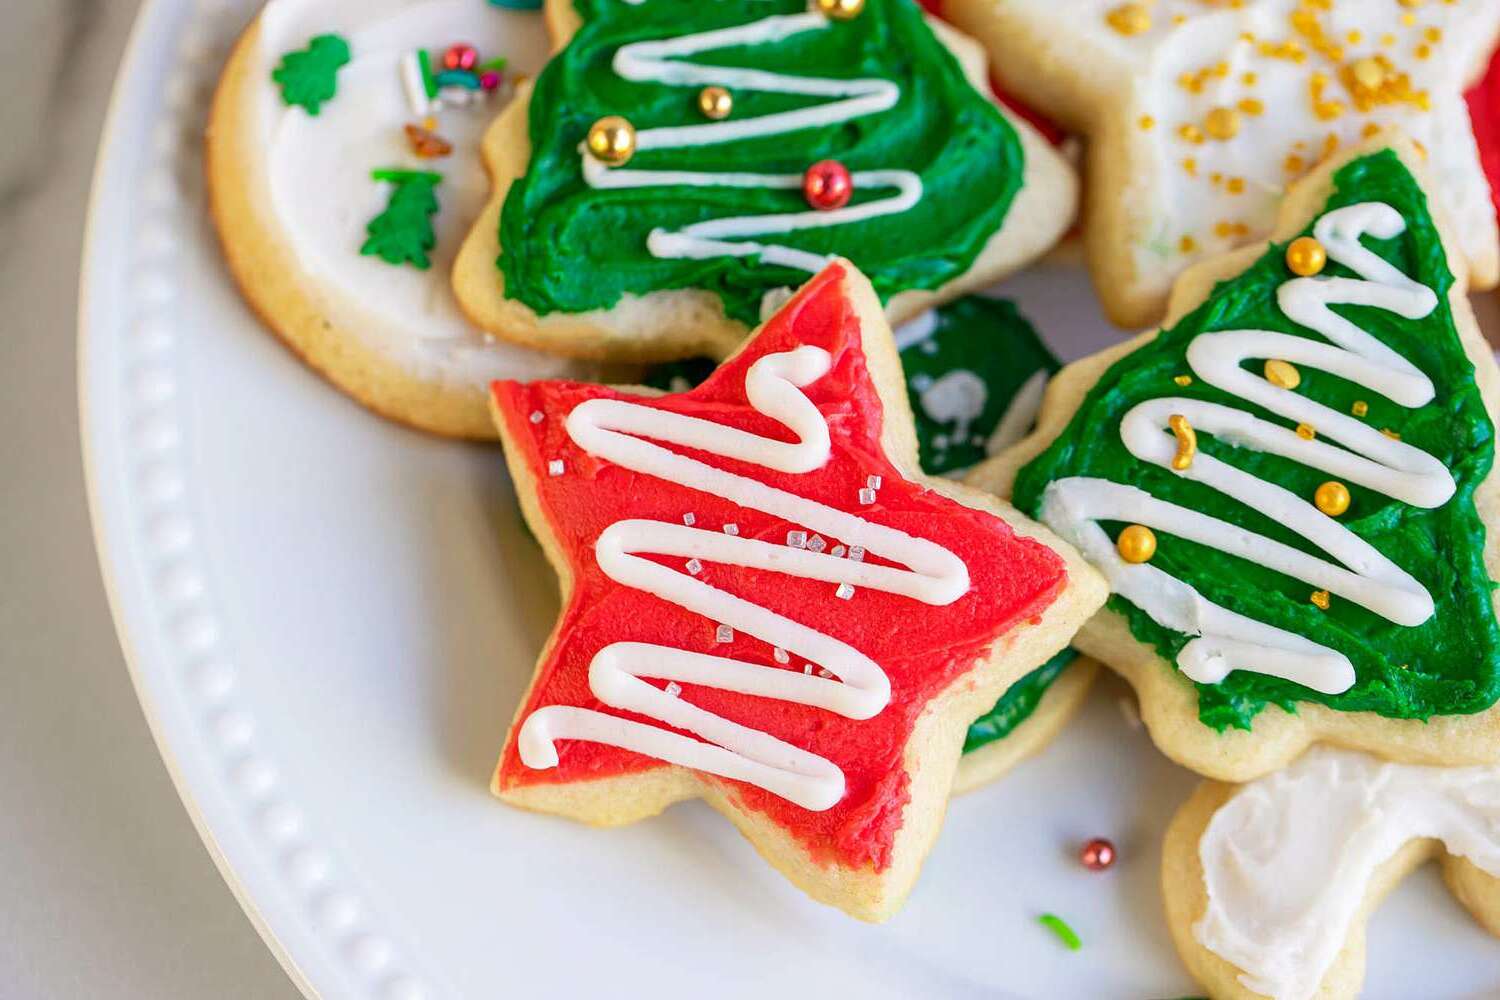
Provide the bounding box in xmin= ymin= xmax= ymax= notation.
xmin=489 ymin=262 xmax=1104 ymax=921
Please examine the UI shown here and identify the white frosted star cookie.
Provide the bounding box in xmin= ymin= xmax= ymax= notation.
xmin=967 ymin=133 xmax=1500 ymax=782
xmin=1163 ymin=747 xmax=1500 ymax=1000
xmin=941 ymin=0 xmax=1500 ymax=327
xmin=450 ymin=0 xmax=1077 ymax=364
xmin=208 ymin=0 xmax=597 ymax=439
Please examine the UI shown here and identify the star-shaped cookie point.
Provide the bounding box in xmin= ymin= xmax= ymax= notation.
xmin=944 ymin=0 xmax=1500 ymax=326
xmin=489 ymin=262 xmax=1093 ymax=919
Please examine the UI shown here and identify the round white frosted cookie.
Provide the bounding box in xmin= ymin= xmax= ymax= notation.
xmin=208 ymin=0 xmax=596 ymax=439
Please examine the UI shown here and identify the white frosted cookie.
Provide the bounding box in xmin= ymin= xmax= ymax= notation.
xmin=450 ymin=0 xmax=1078 ymax=364
xmin=207 ymin=0 xmax=597 ymax=439
xmin=941 ymin=0 xmax=1500 ymax=327
xmin=966 ymin=133 xmax=1500 ymax=782
xmin=487 ymin=262 xmax=1106 ymax=920
xmin=1163 ymin=747 xmax=1500 ymax=1000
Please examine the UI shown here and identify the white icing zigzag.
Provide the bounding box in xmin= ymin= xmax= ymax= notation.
xmin=518 ymin=347 xmax=969 ymax=811
xmin=579 ymin=11 xmax=923 ymax=274
xmin=1040 ymin=203 xmax=1454 ymax=695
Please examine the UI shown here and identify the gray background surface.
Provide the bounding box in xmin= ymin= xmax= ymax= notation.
xmin=1 ymin=1 xmax=295 ymax=995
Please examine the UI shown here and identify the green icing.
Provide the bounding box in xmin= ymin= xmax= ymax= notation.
xmin=362 ymin=169 xmax=443 ymax=270
xmin=498 ymin=0 xmax=1023 ymax=326
xmin=272 ymin=34 xmax=350 ymax=116
xmin=963 ymin=648 xmax=1078 ymax=753
xmin=1013 ymin=150 xmax=1499 ymax=731
xmin=900 ymin=296 xmax=1059 ymax=475
xmin=641 ymin=295 xmax=1078 ymax=753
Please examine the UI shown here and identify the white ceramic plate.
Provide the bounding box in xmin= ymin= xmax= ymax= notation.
xmin=80 ymin=1 xmax=1500 ymax=997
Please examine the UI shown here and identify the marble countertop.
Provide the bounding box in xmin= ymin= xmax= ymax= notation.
xmin=0 ymin=1 xmax=295 ymax=996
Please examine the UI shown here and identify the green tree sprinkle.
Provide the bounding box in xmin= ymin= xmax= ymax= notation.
xmin=361 ymin=170 xmax=444 ymax=270
xmin=272 ymin=34 xmax=351 ymax=115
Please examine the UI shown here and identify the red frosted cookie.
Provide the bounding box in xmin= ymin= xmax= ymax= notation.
xmin=488 ymin=262 xmax=1105 ymax=921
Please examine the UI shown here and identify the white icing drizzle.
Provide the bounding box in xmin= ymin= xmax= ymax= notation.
xmin=579 ymin=12 xmax=923 ymax=273
xmin=1041 ymin=203 xmax=1453 ymax=694
xmin=1195 ymin=747 xmax=1500 ymax=1000
xmin=518 ymin=347 xmax=970 ymax=811
xmin=918 ymin=370 xmax=988 ymax=444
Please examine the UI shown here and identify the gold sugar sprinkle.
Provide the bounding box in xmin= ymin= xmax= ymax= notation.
xmin=1106 ymin=3 xmax=1151 ymax=36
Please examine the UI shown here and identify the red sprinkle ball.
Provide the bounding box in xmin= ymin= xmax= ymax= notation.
xmin=1080 ymin=838 xmax=1115 ymax=871
xmin=480 ymin=70 xmax=503 ymax=92
xmin=803 ymin=159 xmax=853 ymax=211
xmin=444 ymin=43 xmax=479 ymax=71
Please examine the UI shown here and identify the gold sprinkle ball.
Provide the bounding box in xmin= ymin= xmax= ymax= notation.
xmin=1286 ymin=236 xmax=1328 ymax=276
xmin=1352 ymin=56 xmax=1387 ymax=91
xmin=814 ymin=0 xmax=864 ymax=20
xmin=1169 ymin=414 xmax=1197 ymax=471
xmin=697 ymin=86 xmax=733 ymax=121
xmin=1174 ymin=374 xmax=1193 ymax=387
xmin=1106 ymin=2 xmax=1151 ymax=36
xmin=1310 ymin=590 xmax=1331 ymax=610
xmin=1117 ymin=525 xmax=1158 ymax=564
xmin=1314 ymin=481 xmax=1351 ymax=517
xmin=1264 ymin=359 xmax=1301 ymax=390
xmin=1382 ymin=427 xmax=1402 ymax=440
xmin=1297 ymin=423 xmax=1317 ymax=440
xmin=586 ymin=115 xmax=637 ymax=167
xmin=1352 ymin=400 xmax=1369 ymax=418
xmin=1204 ymin=106 xmax=1241 ymax=141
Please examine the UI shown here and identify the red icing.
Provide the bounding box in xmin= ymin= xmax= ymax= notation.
xmin=1466 ymin=46 xmax=1500 ymax=222
xmin=490 ymin=266 xmax=1069 ymax=872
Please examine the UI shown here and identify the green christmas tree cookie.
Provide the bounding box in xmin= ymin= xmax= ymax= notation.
xmin=362 ymin=169 xmax=443 ymax=270
xmin=1003 ymin=143 xmax=1500 ymax=779
xmin=500 ymin=0 xmax=1023 ymax=326
xmin=272 ymin=33 xmax=350 ymax=116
